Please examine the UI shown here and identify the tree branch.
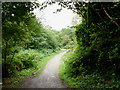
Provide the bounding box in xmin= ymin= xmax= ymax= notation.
xmin=101 ymin=4 xmax=120 ymax=29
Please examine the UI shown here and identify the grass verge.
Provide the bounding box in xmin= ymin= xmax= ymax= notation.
xmin=3 ymin=50 xmax=63 ymax=88
xmin=59 ymin=51 xmax=74 ymax=88
xmin=59 ymin=51 xmax=120 ymax=88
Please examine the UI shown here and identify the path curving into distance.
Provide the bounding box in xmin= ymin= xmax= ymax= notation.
xmin=21 ymin=51 xmax=68 ymax=88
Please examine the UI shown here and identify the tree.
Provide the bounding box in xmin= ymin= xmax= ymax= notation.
xmin=2 ymin=2 xmax=39 ymax=77
xmin=58 ymin=28 xmax=75 ymax=49
xmin=72 ymin=15 xmax=82 ymax=26
xmin=57 ymin=1 xmax=120 ymax=87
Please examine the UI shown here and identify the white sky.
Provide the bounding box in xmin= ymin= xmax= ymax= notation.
xmin=33 ymin=1 xmax=81 ymax=31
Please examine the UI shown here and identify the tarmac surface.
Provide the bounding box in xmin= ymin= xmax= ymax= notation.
xmin=21 ymin=51 xmax=68 ymax=88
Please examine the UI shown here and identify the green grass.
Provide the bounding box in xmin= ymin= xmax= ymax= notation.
xmin=59 ymin=51 xmax=105 ymax=88
xmin=59 ymin=51 xmax=120 ymax=88
xmin=59 ymin=51 xmax=75 ymax=88
xmin=3 ymin=50 xmax=63 ymax=88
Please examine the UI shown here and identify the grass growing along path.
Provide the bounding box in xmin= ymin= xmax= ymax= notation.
xmin=21 ymin=51 xmax=68 ymax=88
xmin=59 ymin=51 xmax=75 ymax=88
xmin=3 ymin=50 xmax=63 ymax=88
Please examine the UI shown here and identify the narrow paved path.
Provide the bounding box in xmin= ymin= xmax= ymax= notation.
xmin=21 ymin=51 xmax=68 ymax=88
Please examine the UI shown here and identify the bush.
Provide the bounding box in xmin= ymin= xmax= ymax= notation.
xmin=3 ymin=48 xmax=60 ymax=77
xmin=3 ymin=49 xmax=42 ymax=76
xmin=14 ymin=49 xmax=41 ymax=70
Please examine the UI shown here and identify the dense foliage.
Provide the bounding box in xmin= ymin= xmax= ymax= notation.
xmin=2 ymin=2 xmax=38 ymax=77
xmin=58 ymin=28 xmax=75 ymax=49
xmin=2 ymin=2 xmax=74 ymax=78
xmin=59 ymin=2 xmax=120 ymax=88
xmin=2 ymin=1 xmax=120 ymax=88
xmin=2 ymin=2 xmax=52 ymax=78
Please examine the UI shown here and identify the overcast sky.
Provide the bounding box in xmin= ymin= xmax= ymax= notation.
xmin=33 ymin=1 xmax=81 ymax=31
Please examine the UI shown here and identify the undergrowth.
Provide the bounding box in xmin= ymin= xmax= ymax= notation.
xmin=59 ymin=51 xmax=120 ymax=88
xmin=3 ymin=49 xmax=62 ymax=88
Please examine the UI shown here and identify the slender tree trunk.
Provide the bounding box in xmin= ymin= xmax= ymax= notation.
xmin=9 ymin=49 xmax=17 ymax=69
xmin=3 ymin=41 xmax=8 ymax=77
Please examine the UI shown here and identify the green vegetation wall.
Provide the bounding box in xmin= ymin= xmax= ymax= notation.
xmin=59 ymin=2 xmax=120 ymax=87
xmin=2 ymin=2 xmax=60 ymax=77
xmin=2 ymin=2 xmax=38 ymax=77
xmin=75 ymin=2 xmax=120 ymax=76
